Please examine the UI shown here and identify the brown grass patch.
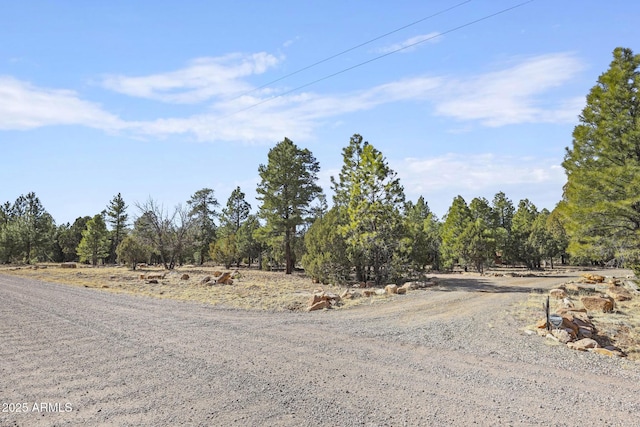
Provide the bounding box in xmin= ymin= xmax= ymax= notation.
xmin=0 ymin=263 xmax=387 ymax=312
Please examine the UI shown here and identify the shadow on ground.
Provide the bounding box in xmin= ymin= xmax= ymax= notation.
xmin=432 ymin=276 xmax=546 ymax=294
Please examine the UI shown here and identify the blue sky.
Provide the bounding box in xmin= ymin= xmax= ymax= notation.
xmin=1 ymin=1 xmax=637 ymax=225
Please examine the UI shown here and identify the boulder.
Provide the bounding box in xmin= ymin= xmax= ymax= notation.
xmin=375 ymin=289 xmax=386 ymax=296
xmin=216 ymin=272 xmax=232 ymax=284
xmin=307 ymin=300 xmax=331 ymax=311
xmin=607 ymin=285 xmax=632 ymax=302
xmin=362 ymin=289 xmax=377 ymax=297
xmin=581 ymin=273 xmax=605 ymax=283
xmin=401 ymin=282 xmax=418 ymax=291
xmin=396 ymin=287 xmax=407 ymax=295
xmin=180 ymin=274 xmax=190 ymax=280
xmin=567 ymin=338 xmax=599 ymax=351
xmin=200 ymin=276 xmax=212 ymax=285
xmin=385 ymin=284 xmax=398 ymax=295
xmin=213 ymin=271 xmax=223 ymax=277
xmin=580 ymin=296 xmax=614 ymax=312
xmin=550 ymin=289 xmax=567 ymax=299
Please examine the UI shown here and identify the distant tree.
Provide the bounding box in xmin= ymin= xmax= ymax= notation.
xmin=77 ymin=214 xmax=110 ymax=266
xmin=135 ymin=199 xmax=194 ymax=269
xmin=105 ymin=193 xmax=128 ymax=264
xmin=301 ymin=207 xmax=350 ymax=284
xmin=512 ymin=199 xmax=539 ymax=268
xmin=187 ymin=188 xmax=219 ymax=264
xmin=491 ymin=192 xmax=516 ymax=266
xmin=236 ymin=214 xmax=264 ymax=266
xmin=561 ymin=47 xmax=640 ymax=272
xmin=116 ymin=235 xmax=151 ymax=270
xmin=220 ymin=186 xmax=251 ymax=234
xmin=12 ymin=192 xmax=55 ymax=263
xmin=401 ymin=197 xmax=437 ymax=272
xmin=256 ymin=137 xmax=322 ymax=274
xmin=209 ymin=234 xmax=237 ymax=269
xmin=440 ymin=196 xmax=472 ymax=270
xmin=57 ymin=216 xmax=91 ymax=262
xmin=457 ymin=197 xmax=497 ymax=273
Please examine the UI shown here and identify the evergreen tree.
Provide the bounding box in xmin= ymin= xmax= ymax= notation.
xmin=512 ymin=199 xmax=539 ymax=268
xmin=116 ymin=235 xmax=151 ymax=270
xmin=77 ymin=214 xmax=110 ymax=266
xmin=491 ymin=191 xmax=515 ymax=266
xmin=561 ymin=47 xmax=640 ymax=270
xmin=105 ymin=193 xmax=128 ymax=264
xmin=187 ymin=188 xmax=219 ymax=264
xmin=220 ymin=186 xmax=251 ymax=234
xmin=340 ymin=143 xmax=405 ymax=285
xmin=301 ymin=207 xmax=350 ymax=284
xmin=256 ymin=137 xmax=322 ymax=274
xmin=57 ymin=216 xmax=91 ymax=262
xmin=440 ymin=196 xmax=472 ymax=270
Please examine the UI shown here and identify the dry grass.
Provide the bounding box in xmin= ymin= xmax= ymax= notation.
xmin=519 ymin=281 xmax=640 ymax=361
xmin=0 ymin=263 xmax=386 ymax=312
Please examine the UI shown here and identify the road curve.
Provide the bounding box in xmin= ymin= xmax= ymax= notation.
xmin=1 ymin=273 xmax=639 ymax=426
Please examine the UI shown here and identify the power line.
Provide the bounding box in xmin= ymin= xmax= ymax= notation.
xmin=237 ymin=0 xmax=473 ymax=99
xmin=222 ymin=0 xmax=536 ymax=119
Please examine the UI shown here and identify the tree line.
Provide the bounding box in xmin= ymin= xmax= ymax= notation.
xmin=1 ymin=47 xmax=639 ymax=281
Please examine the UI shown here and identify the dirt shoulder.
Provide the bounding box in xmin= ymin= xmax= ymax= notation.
xmin=1 ymin=268 xmax=639 ymax=426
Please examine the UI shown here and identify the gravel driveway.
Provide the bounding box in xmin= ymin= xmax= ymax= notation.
xmin=1 ymin=272 xmax=639 ymax=426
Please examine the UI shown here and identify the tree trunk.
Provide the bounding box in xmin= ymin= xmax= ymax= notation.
xmin=285 ymin=227 xmax=292 ymax=274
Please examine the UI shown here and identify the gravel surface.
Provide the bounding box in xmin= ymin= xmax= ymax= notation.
xmin=1 ymin=271 xmax=639 ymax=426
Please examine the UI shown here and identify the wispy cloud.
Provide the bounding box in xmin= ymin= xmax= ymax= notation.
xmin=102 ymin=53 xmax=281 ymax=104
xmin=433 ymin=53 xmax=585 ymax=126
xmin=0 ymin=52 xmax=585 ymax=142
xmin=0 ymin=76 xmax=124 ymax=131
xmin=376 ymin=32 xmax=442 ymax=53
xmin=394 ymin=153 xmax=566 ymax=215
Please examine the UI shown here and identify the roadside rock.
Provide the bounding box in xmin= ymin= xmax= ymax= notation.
xmin=385 ymin=284 xmax=398 ymax=295
xmin=607 ymin=285 xmax=632 ymax=302
xmin=580 ymin=296 xmax=614 ymax=312
xmin=200 ymin=276 xmax=212 ymax=285
xmin=550 ymin=289 xmax=567 ymax=299
xmin=307 ymin=291 xmax=341 ymax=311
xmin=180 ymin=274 xmax=190 ymax=280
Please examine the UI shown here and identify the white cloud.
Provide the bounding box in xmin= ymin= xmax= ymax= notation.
xmin=434 ymin=53 xmax=585 ymax=126
xmin=102 ymin=53 xmax=281 ymax=104
xmin=377 ymin=33 xmax=442 ymax=53
xmin=0 ymin=76 xmax=124 ymax=131
xmin=394 ymin=153 xmax=566 ymax=215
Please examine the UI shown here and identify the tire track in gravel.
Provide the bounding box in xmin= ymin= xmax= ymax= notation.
xmin=1 ymin=272 xmax=639 ymax=426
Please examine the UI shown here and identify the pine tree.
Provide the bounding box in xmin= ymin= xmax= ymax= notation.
xmin=561 ymin=47 xmax=640 ymax=269
xmin=340 ymin=143 xmax=405 ymax=285
xmin=440 ymin=196 xmax=472 ymax=270
xmin=187 ymin=188 xmax=219 ymax=264
xmin=77 ymin=214 xmax=110 ymax=266
xmin=105 ymin=193 xmax=128 ymax=264
xmin=256 ymin=137 xmax=322 ymax=274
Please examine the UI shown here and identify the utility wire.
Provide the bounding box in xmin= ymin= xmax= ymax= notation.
xmin=223 ymin=0 xmax=536 ymax=119
xmin=236 ymin=0 xmax=473 ymax=99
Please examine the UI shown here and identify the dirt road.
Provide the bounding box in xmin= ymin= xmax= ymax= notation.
xmin=1 ymin=271 xmax=639 ymax=426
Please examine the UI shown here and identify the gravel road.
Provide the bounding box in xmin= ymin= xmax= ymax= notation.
xmin=1 ymin=271 xmax=639 ymax=426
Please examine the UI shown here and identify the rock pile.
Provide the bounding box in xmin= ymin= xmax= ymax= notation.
xmin=536 ymin=281 xmax=632 ymax=357
xmin=307 ymin=291 xmax=342 ymax=311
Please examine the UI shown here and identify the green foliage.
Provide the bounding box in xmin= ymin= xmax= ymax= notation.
xmin=512 ymin=199 xmax=539 ymax=268
xmin=187 ymin=188 xmax=219 ymax=264
xmin=561 ymin=47 xmax=640 ymax=266
xmin=105 ymin=193 xmax=128 ymax=264
xmin=116 ymin=234 xmax=151 ymax=270
xmin=491 ymin=192 xmax=515 ymax=265
xmin=77 ymin=214 xmax=110 ymax=266
xmin=209 ymin=233 xmax=238 ymax=269
xmin=220 ymin=186 xmax=251 ymax=234
xmin=401 ymin=197 xmax=440 ymax=271
xmin=57 ymin=216 xmax=91 ymax=262
xmin=0 ymin=192 xmax=56 ymax=264
xmin=236 ymin=214 xmax=264 ymax=266
xmin=440 ymin=195 xmax=472 ymax=270
xmin=301 ymin=207 xmax=350 ymax=284
xmin=256 ymin=137 xmax=322 ymax=274
xmin=340 ymin=142 xmax=405 ymax=285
